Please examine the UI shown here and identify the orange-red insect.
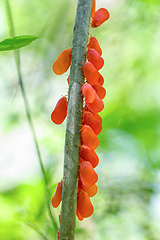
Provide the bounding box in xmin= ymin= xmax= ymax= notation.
xmin=80 ymin=144 xmax=99 ymax=168
xmin=98 ymin=73 xmax=104 ymax=86
xmin=78 ymin=179 xmax=83 ymax=191
xmin=52 ymin=48 xmax=72 ymax=75
xmin=83 ymin=111 xmax=102 ymax=135
xmin=59 ymin=214 xmax=61 ymax=224
xmin=82 ymin=184 xmax=98 ymax=197
xmin=81 ymin=124 xmax=99 ymax=150
xmin=88 ymin=36 xmax=102 ymax=56
xmin=67 ymin=75 xmax=70 ymax=85
xmin=92 ymin=8 xmax=110 ymax=28
xmin=51 ymin=96 xmax=68 ymax=124
xmin=92 ymin=83 xmax=106 ymax=100
xmin=77 ymin=190 xmax=94 ymax=218
xmin=79 ymin=161 xmax=98 ymax=187
xmin=78 ymin=179 xmax=98 ymax=197
xmin=81 ymin=83 xmax=96 ymax=103
xmin=87 ymin=48 xmax=104 ymax=70
xmin=91 ymin=0 xmax=95 ymax=19
xmin=57 ymin=230 xmax=60 ymax=240
xmin=51 ymin=181 xmax=62 ymax=208
xmin=92 ymin=112 xmax=102 ymax=124
xmin=82 ymin=62 xmax=99 ymax=85
xmin=86 ymin=94 xmax=104 ymax=113
xmin=76 ymin=208 xmax=84 ymax=221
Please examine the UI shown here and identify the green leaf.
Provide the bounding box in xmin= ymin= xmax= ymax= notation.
xmin=0 ymin=35 xmax=39 ymax=51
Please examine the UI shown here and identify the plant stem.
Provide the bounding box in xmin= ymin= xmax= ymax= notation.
xmin=5 ymin=0 xmax=58 ymax=232
xmin=59 ymin=0 xmax=93 ymax=239
xmin=24 ymin=221 xmax=49 ymax=240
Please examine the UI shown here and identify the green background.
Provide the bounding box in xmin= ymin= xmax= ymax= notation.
xmin=0 ymin=0 xmax=160 ymax=239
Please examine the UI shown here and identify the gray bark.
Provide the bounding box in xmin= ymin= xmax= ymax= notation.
xmin=59 ymin=0 xmax=93 ymax=239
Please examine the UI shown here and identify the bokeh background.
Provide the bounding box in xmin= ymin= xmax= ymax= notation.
xmin=0 ymin=0 xmax=160 ymax=239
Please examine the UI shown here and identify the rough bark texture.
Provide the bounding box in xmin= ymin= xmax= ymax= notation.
xmin=59 ymin=0 xmax=93 ymax=239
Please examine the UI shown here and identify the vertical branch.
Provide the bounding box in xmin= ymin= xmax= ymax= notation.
xmin=59 ymin=0 xmax=93 ymax=239
xmin=5 ymin=0 xmax=58 ymax=232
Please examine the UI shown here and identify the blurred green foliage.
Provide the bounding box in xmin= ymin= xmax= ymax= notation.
xmin=0 ymin=0 xmax=160 ymax=239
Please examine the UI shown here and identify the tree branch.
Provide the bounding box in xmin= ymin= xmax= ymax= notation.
xmin=59 ymin=0 xmax=93 ymax=239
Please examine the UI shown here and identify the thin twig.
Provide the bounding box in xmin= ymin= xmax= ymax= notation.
xmin=59 ymin=0 xmax=93 ymax=239
xmin=24 ymin=220 xmax=49 ymax=240
xmin=5 ymin=0 xmax=58 ymax=232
